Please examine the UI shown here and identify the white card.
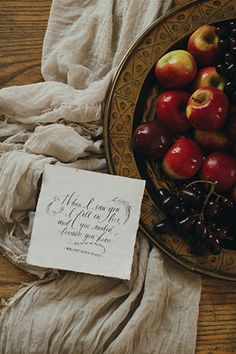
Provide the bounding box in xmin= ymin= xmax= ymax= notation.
xmin=27 ymin=165 xmax=145 ymax=279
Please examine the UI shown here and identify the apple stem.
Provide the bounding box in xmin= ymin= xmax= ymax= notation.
xmin=191 ymin=97 xmax=203 ymax=104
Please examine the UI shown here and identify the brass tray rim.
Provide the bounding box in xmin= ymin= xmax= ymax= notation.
xmin=104 ymin=0 xmax=236 ymax=281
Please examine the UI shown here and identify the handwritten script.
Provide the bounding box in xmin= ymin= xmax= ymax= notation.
xmin=47 ymin=192 xmax=131 ymax=257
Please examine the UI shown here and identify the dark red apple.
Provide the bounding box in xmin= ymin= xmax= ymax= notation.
xmin=194 ymin=129 xmax=231 ymax=151
xmin=201 ymin=152 xmax=236 ymax=193
xmin=187 ymin=25 xmax=220 ymax=66
xmin=162 ymin=137 xmax=203 ymax=180
xmin=186 ymin=87 xmax=229 ymax=131
xmin=155 ymin=50 xmax=197 ymax=89
xmin=156 ymin=90 xmax=191 ymax=132
xmin=132 ymin=120 xmax=173 ymax=159
xmin=193 ymin=66 xmax=225 ymax=91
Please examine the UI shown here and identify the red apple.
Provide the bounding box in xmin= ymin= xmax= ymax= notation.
xmin=193 ymin=66 xmax=225 ymax=91
xmin=201 ymin=152 xmax=236 ymax=193
xmin=156 ymin=90 xmax=191 ymax=132
xmin=162 ymin=137 xmax=203 ymax=180
xmin=186 ymin=87 xmax=229 ymax=131
xmin=132 ymin=120 xmax=173 ymax=159
xmin=155 ymin=50 xmax=197 ymax=89
xmin=187 ymin=25 xmax=220 ymax=66
xmin=194 ymin=129 xmax=231 ymax=151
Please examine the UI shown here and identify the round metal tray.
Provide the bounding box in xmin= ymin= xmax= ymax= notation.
xmin=104 ymin=0 xmax=236 ymax=280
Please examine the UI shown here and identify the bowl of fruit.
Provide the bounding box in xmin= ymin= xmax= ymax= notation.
xmin=104 ymin=0 xmax=236 ymax=280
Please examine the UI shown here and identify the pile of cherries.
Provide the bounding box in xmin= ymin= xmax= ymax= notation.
xmin=216 ymin=20 xmax=236 ymax=103
xmin=154 ymin=181 xmax=235 ymax=256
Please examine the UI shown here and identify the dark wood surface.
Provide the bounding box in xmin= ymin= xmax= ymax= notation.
xmin=0 ymin=1 xmax=236 ymax=353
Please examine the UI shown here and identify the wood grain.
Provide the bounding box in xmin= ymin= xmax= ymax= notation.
xmin=0 ymin=0 xmax=50 ymax=88
xmin=0 ymin=0 xmax=51 ymax=300
xmin=0 ymin=256 xmax=34 ymax=299
xmin=0 ymin=1 xmax=236 ymax=353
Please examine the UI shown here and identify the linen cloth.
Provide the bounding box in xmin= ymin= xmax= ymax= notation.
xmin=0 ymin=1 xmax=201 ymax=353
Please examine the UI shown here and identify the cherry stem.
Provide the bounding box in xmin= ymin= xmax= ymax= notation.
xmin=201 ymin=182 xmax=216 ymax=217
xmin=185 ymin=180 xmax=219 ymax=220
xmin=185 ymin=180 xmax=214 ymax=189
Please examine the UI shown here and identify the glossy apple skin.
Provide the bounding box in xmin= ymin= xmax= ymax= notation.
xmin=194 ymin=129 xmax=231 ymax=151
xmin=132 ymin=120 xmax=173 ymax=159
xmin=201 ymin=152 xmax=236 ymax=193
xmin=162 ymin=137 xmax=203 ymax=179
xmin=186 ymin=87 xmax=229 ymax=131
xmin=193 ymin=66 xmax=225 ymax=91
xmin=156 ymin=90 xmax=191 ymax=132
xmin=155 ymin=50 xmax=197 ymax=89
xmin=187 ymin=25 xmax=220 ymax=66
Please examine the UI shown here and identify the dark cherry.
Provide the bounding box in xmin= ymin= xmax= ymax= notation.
xmin=156 ymin=188 xmax=170 ymax=202
xmin=225 ymin=52 xmax=235 ymax=65
xmin=176 ymin=215 xmax=198 ymax=234
xmin=161 ymin=195 xmax=176 ymax=211
xmin=171 ymin=204 xmax=187 ymax=219
xmin=231 ymin=45 xmax=236 ymax=55
xmin=204 ymin=200 xmax=221 ymax=220
xmin=231 ymin=28 xmax=236 ymax=38
xmin=224 ymin=81 xmax=234 ymax=95
xmin=215 ymin=26 xmax=229 ymax=39
xmin=221 ymin=197 xmax=234 ymax=211
xmin=194 ymin=220 xmax=208 ymax=240
xmin=214 ymin=226 xmax=230 ymax=240
xmin=229 ymin=20 xmax=236 ymax=30
xmin=178 ymin=187 xmax=202 ymax=207
xmin=204 ymin=234 xmax=222 ymax=255
xmin=216 ymin=62 xmax=227 ymax=75
xmin=225 ymin=64 xmax=236 ymax=78
xmin=191 ymin=183 xmax=204 ymax=195
xmin=154 ymin=219 xmax=173 ymax=233
xmin=230 ymin=37 xmax=236 ymax=48
xmin=218 ymin=38 xmax=230 ymax=51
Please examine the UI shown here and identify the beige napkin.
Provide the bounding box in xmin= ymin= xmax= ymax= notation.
xmin=0 ymin=1 xmax=201 ymax=353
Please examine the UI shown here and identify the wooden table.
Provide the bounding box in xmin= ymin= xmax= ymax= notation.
xmin=0 ymin=1 xmax=236 ymax=353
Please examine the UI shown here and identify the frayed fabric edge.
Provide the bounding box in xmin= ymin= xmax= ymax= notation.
xmin=0 ymin=270 xmax=60 ymax=316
